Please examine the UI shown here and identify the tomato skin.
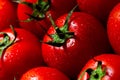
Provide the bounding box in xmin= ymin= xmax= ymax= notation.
xmin=107 ymin=3 xmax=120 ymax=55
xmin=0 ymin=61 xmax=15 ymax=80
xmin=0 ymin=0 xmax=19 ymax=31
xmin=77 ymin=54 xmax=120 ymax=80
xmin=77 ymin=0 xmax=120 ymax=23
xmin=42 ymin=12 xmax=111 ymax=79
xmin=17 ymin=0 xmax=46 ymax=39
xmin=20 ymin=67 xmax=70 ymax=80
xmin=0 ymin=70 xmax=14 ymax=80
xmin=0 ymin=28 xmax=44 ymax=79
xmin=17 ymin=0 xmax=77 ymax=39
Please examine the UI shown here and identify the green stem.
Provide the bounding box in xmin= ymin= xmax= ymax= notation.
xmin=21 ymin=0 xmax=51 ymax=22
xmin=0 ymin=25 xmax=17 ymax=58
xmin=78 ymin=61 xmax=106 ymax=80
xmin=89 ymin=61 xmax=106 ymax=80
xmin=60 ymin=5 xmax=78 ymax=32
xmin=45 ymin=5 xmax=78 ymax=47
xmin=48 ymin=14 xmax=59 ymax=31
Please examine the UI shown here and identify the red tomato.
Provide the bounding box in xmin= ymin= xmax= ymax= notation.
xmin=20 ymin=67 xmax=70 ymax=80
xmin=0 ymin=27 xmax=44 ymax=79
xmin=0 ymin=60 xmax=15 ymax=80
xmin=107 ymin=3 xmax=120 ymax=55
xmin=17 ymin=0 xmax=77 ymax=39
xmin=42 ymin=12 xmax=111 ymax=79
xmin=77 ymin=54 xmax=120 ymax=80
xmin=0 ymin=0 xmax=19 ymax=31
xmin=77 ymin=0 xmax=120 ymax=24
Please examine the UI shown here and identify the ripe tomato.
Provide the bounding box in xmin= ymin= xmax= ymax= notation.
xmin=77 ymin=54 xmax=120 ymax=80
xmin=0 ymin=0 xmax=19 ymax=31
xmin=0 ymin=27 xmax=44 ymax=79
xmin=20 ymin=67 xmax=70 ymax=80
xmin=0 ymin=60 xmax=15 ymax=80
xmin=107 ymin=3 xmax=120 ymax=55
xmin=17 ymin=0 xmax=77 ymax=39
xmin=42 ymin=12 xmax=111 ymax=79
xmin=77 ymin=0 xmax=120 ymax=24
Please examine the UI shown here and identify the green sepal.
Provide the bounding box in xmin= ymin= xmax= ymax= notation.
xmin=45 ymin=5 xmax=78 ymax=47
xmin=0 ymin=25 xmax=17 ymax=57
xmin=78 ymin=61 xmax=106 ymax=80
xmin=88 ymin=61 xmax=106 ymax=80
xmin=21 ymin=0 xmax=51 ymax=22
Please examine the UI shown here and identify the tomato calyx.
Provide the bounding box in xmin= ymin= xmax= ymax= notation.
xmin=78 ymin=61 xmax=106 ymax=80
xmin=87 ymin=61 xmax=106 ymax=80
xmin=0 ymin=25 xmax=17 ymax=57
xmin=44 ymin=5 xmax=77 ymax=47
xmin=20 ymin=0 xmax=51 ymax=22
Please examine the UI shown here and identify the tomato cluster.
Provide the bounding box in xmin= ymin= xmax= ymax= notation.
xmin=0 ymin=0 xmax=120 ymax=80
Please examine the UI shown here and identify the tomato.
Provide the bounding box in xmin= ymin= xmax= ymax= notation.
xmin=0 ymin=60 xmax=15 ymax=80
xmin=20 ymin=67 xmax=70 ymax=80
xmin=107 ymin=3 xmax=120 ymax=55
xmin=0 ymin=70 xmax=14 ymax=80
xmin=42 ymin=11 xmax=111 ymax=79
xmin=77 ymin=0 xmax=120 ymax=24
xmin=77 ymin=54 xmax=120 ymax=80
xmin=0 ymin=0 xmax=19 ymax=31
xmin=0 ymin=27 xmax=44 ymax=79
xmin=17 ymin=0 xmax=77 ymax=39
